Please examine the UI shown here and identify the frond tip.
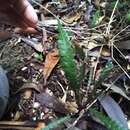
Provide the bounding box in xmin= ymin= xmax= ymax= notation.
xmin=57 ymin=20 xmax=83 ymax=98
xmin=89 ymin=108 xmax=129 ymax=130
xmin=41 ymin=116 xmax=70 ymax=130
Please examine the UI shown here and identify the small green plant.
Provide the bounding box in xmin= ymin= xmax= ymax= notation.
xmin=41 ymin=116 xmax=70 ymax=130
xmin=90 ymin=10 xmax=101 ymax=28
xmin=96 ymin=61 xmax=114 ymax=86
xmin=108 ymin=1 xmax=129 ymax=10
xmin=89 ymin=108 xmax=129 ymax=130
xmin=126 ymin=10 xmax=130 ymax=22
xmin=58 ymin=20 xmax=84 ymax=100
xmin=34 ymin=52 xmax=44 ymax=61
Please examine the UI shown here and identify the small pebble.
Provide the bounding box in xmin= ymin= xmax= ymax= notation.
xmin=33 ymin=102 xmax=40 ymax=108
xmin=21 ymin=67 xmax=28 ymax=71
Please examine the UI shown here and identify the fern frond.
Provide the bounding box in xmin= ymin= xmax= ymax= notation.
xmin=100 ymin=61 xmax=114 ymax=78
xmin=96 ymin=61 xmax=114 ymax=85
xmin=89 ymin=108 xmax=129 ymax=130
xmin=90 ymin=10 xmax=101 ymax=27
xmin=41 ymin=116 xmax=70 ymax=130
xmin=58 ymin=20 xmax=81 ymax=98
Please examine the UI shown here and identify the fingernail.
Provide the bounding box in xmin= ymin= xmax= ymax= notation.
xmin=24 ymin=3 xmax=38 ymax=27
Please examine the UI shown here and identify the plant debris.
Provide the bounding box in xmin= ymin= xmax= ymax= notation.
xmin=1 ymin=0 xmax=130 ymax=130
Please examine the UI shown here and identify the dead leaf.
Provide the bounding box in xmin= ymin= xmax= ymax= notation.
xmin=43 ymin=49 xmax=59 ymax=84
xmin=115 ymin=40 xmax=130 ymax=50
xmin=103 ymin=83 xmax=130 ymax=100
xmin=88 ymin=47 xmax=110 ymax=57
xmin=65 ymin=101 xmax=78 ymax=114
xmin=62 ymin=13 xmax=81 ymax=24
xmin=14 ymin=111 xmax=23 ymax=121
xmin=36 ymin=92 xmax=69 ymax=114
xmin=98 ymin=95 xmax=128 ymax=129
xmin=15 ymin=83 xmax=41 ymax=94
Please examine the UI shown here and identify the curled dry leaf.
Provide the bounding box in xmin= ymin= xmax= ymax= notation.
xmin=15 ymin=83 xmax=41 ymax=94
xmin=65 ymin=101 xmax=78 ymax=114
xmin=43 ymin=49 xmax=59 ymax=84
xmin=14 ymin=111 xmax=24 ymax=121
xmin=62 ymin=12 xmax=81 ymax=24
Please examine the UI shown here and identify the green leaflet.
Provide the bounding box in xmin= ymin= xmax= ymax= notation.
xmin=89 ymin=108 xmax=129 ymax=130
xmin=41 ymin=116 xmax=70 ymax=130
xmin=57 ymin=20 xmax=83 ymax=98
xmin=34 ymin=52 xmax=44 ymax=61
xmin=88 ymin=66 xmax=94 ymax=86
xmin=126 ymin=10 xmax=130 ymax=22
xmin=90 ymin=10 xmax=101 ymax=28
xmin=100 ymin=61 xmax=114 ymax=78
xmin=96 ymin=61 xmax=114 ymax=86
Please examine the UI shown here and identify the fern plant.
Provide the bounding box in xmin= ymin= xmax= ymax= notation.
xmin=41 ymin=116 xmax=70 ymax=130
xmin=57 ymin=20 xmax=84 ymax=99
xmin=90 ymin=10 xmax=101 ymax=27
xmin=89 ymin=108 xmax=129 ymax=130
xmin=95 ymin=61 xmax=114 ymax=87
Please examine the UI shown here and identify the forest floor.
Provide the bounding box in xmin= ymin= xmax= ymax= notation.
xmin=1 ymin=0 xmax=130 ymax=130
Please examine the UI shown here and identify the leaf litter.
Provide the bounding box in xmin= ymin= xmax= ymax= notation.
xmin=1 ymin=0 xmax=130 ymax=130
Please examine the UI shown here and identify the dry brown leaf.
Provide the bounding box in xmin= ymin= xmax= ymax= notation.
xmin=14 ymin=111 xmax=23 ymax=121
xmin=101 ymin=48 xmax=110 ymax=57
xmin=65 ymin=101 xmax=78 ymax=114
xmin=62 ymin=13 xmax=81 ymax=24
xmin=115 ymin=40 xmax=130 ymax=49
xmin=43 ymin=49 xmax=59 ymax=84
xmin=15 ymin=83 xmax=41 ymax=94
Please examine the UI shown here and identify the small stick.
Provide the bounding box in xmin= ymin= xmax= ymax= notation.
xmin=0 ymin=126 xmax=35 ymax=130
xmin=0 ymin=121 xmax=37 ymax=126
xmin=0 ymin=121 xmax=37 ymax=130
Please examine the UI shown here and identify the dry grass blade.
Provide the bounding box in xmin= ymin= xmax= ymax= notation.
xmin=104 ymin=0 xmax=130 ymax=79
xmin=111 ymin=25 xmax=130 ymax=41
xmin=90 ymin=0 xmax=120 ymax=80
xmin=105 ymin=0 xmax=119 ymax=35
xmin=31 ymin=0 xmax=58 ymax=19
xmin=93 ymin=45 xmax=104 ymax=79
xmin=31 ymin=0 xmax=66 ymax=25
